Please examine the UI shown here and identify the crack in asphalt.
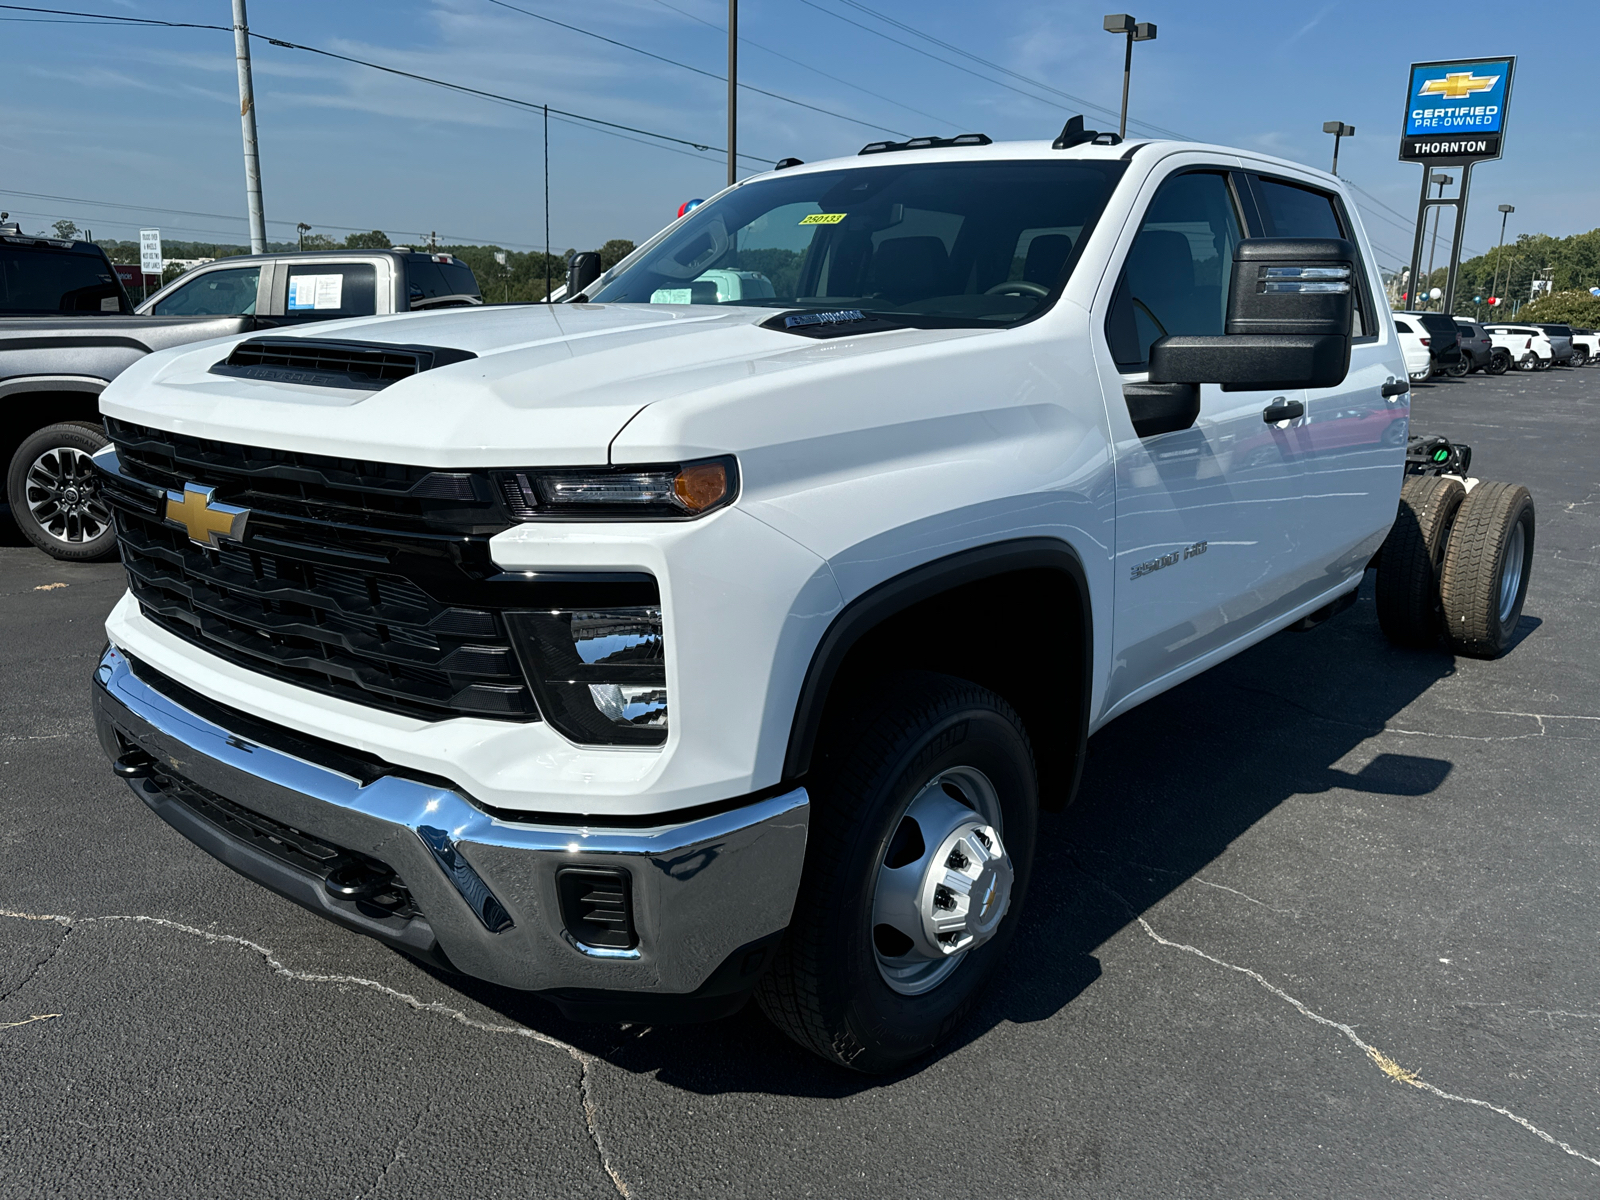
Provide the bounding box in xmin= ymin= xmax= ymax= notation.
xmin=1232 ymin=682 xmax=1600 ymax=743
xmin=1074 ymin=864 xmax=1600 ymax=1173
xmin=0 ymin=923 xmax=73 ymax=1006
xmin=0 ymin=908 xmax=632 ymax=1199
xmin=356 ymin=1102 xmax=432 ymax=1200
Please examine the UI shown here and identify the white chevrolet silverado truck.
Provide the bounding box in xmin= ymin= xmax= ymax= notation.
xmin=89 ymin=124 xmax=1536 ymax=1072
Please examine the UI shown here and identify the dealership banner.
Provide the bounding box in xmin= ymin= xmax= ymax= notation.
xmin=1399 ymin=57 xmax=1515 ymax=162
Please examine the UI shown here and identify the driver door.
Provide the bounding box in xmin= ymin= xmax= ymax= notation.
xmin=1094 ymin=167 xmax=1312 ymax=716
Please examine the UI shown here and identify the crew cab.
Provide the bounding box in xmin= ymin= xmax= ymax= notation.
xmin=1569 ymin=327 xmax=1598 ymax=366
xmin=2 ymin=248 xmax=480 ymax=560
xmin=1527 ymin=323 xmax=1576 ymax=366
xmin=87 ymin=127 xmax=1535 ymax=1072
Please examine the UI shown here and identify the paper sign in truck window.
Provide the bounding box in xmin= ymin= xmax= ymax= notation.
xmin=288 ymin=274 xmax=345 ymax=311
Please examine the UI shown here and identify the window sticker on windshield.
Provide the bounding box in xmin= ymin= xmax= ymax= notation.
xmin=100 ymin=297 xmax=118 ymax=311
xmin=798 ymin=213 xmax=847 ymax=225
xmin=288 ymin=274 xmax=345 ymax=311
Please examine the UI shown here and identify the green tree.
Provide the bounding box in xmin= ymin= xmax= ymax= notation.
xmin=1519 ymin=289 xmax=1600 ymax=326
xmin=598 ymin=239 xmax=636 ymax=269
xmin=300 ymin=233 xmax=338 ymax=251
xmin=51 ymin=219 xmax=79 ymax=240
xmin=344 ymin=230 xmax=392 ymax=249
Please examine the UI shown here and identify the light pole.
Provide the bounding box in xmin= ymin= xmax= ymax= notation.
xmin=296 ymin=222 xmax=310 ymax=251
xmin=1424 ymin=172 xmax=1452 ymax=309
xmin=1322 ymin=121 xmax=1354 ymax=175
xmin=1489 ymin=203 xmax=1514 ymax=311
xmin=1103 ymin=15 xmax=1157 ymax=140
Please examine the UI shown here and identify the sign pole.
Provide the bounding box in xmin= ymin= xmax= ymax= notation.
xmin=1444 ymin=164 xmax=1474 ymax=312
xmin=1406 ymin=170 xmax=1432 ymax=309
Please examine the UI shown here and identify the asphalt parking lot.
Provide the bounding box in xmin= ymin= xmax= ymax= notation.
xmin=1 ymin=365 xmax=1596 ymax=1199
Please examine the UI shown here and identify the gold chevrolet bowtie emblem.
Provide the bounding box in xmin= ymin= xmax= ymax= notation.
xmin=164 ymin=483 xmax=250 ymax=548
xmin=1418 ymin=72 xmax=1498 ymax=100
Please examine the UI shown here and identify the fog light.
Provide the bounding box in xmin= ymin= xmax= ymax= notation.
xmin=506 ymin=606 xmax=668 ymax=746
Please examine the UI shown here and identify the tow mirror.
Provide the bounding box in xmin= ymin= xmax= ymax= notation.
xmin=566 ymin=251 xmax=603 ymax=300
xmin=1148 ymin=238 xmax=1356 ymax=393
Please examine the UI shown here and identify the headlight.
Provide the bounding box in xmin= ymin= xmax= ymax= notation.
xmin=506 ymin=605 xmax=668 ymax=746
xmin=495 ymin=456 xmax=737 ymax=520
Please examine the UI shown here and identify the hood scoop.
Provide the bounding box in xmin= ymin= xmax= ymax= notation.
xmin=210 ymin=337 xmax=477 ymax=391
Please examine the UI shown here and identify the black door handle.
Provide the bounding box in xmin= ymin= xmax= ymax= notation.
xmin=1381 ymin=378 xmax=1410 ymax=397
xmin=1262 ymin=397 xmax=1305 ymax=423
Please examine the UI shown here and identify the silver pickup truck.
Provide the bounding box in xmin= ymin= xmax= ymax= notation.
xmin=2 ymin=233 xmax=481 ymax=560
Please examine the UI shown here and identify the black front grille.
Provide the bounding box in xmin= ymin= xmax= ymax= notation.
xmin=103 ymin=421 xmax=542 ymax=722
xmin=106 ymin=416 xmax=498 ymax=533
xmin=210 ymin=337 xmax=476 ymax=391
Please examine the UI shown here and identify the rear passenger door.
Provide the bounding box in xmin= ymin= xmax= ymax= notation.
xmin=1242 ymin=171 xmax=1408 ymax=599
xmin=1095 ymin=166 xmax=1313 ymax=715
xmin=256 ymin=258 xmax=392 ymax=327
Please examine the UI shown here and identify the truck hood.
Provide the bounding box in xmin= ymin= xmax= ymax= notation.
xmin=98 ymin=303 xmax=984 ymax=467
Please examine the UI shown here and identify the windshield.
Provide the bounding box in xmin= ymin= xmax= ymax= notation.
xmin=589 ymin=159 xmax=1125 ymax=327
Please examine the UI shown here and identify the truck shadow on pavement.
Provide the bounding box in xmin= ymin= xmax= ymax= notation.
xmin=429 ymin=578 xmax=1525 ymax=1097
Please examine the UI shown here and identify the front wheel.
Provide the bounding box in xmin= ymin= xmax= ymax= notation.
xmin=1571 ymin=349 xmax=1589 ymax=368
xmin=756 ymin=672 xmax=1037 ymax=1072
xmin=6 ymin=421 xmax=118 ymax=561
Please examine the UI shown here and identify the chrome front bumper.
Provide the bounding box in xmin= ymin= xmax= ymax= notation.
xmin=91 ymin=645 xmax=809 ymax=997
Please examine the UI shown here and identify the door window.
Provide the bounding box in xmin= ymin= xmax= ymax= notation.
xmin=1254 ymin=176 xmax=1372 ymax=337
xmin=151 ymin=266 xmax=260 ymax=315
xmin=1106 ymin=171 xmax=1243 ymax=369
xmin=283 ymin=263 xmax=376 ymax=317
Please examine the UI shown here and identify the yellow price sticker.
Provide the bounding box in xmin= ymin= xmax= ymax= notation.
xmin=799 ymin=212 xmax=847 ymax=225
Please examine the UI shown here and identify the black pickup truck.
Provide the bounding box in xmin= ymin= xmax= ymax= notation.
xmin=1 ymin=232 xmax=481 ymax=560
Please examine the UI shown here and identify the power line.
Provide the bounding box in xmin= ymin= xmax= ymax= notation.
xmin=794 ymin=0 xmax=1184 ymax=142
xmin=648 ymin=0 xmax=960 ymax=131
xmin=481 ymin=0 xmax=909 ymax=138
xmin=832 ymin=0 xmax=1190 ymax=140
xmin=0 ymin=188 xmax=567 ymax=250
xmin=0 ymin=3 xmax=774 ymax=166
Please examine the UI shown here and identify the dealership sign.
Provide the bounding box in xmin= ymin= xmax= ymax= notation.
xmin=1400 ymin=57 xmax=1515 ymax=162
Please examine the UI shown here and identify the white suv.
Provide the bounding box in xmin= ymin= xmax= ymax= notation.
xmin=88 ymin=127 xmax=1536 ymax=1071
xmin=1391 ymin=315 xmax=1437 ymax=379
xmin=1485 ymin=323 xmax=1555 ymax=370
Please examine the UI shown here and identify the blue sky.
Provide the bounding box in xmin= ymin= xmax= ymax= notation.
xmin=0 ymin=0 xmax=1590 ymax=273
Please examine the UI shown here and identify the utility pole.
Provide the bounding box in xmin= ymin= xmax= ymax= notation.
xmin=544 ymin=104 xmax=551 ymax=302
xmin=727 ymin=0 xmax=738 ymax=187
xmin=231 ymin=0 xmax=267 ymax=254
xmin=1489 ymin=203 xmax=1514 ymax=309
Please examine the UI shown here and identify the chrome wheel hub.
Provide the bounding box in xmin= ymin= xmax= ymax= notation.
xmin=1498 ymin=520 xmax=1525 ymax=624
xmin=25 ymin=445 xmax=111 ymax=545
xmin=872 ymin=766 xmax=1013 ymax=996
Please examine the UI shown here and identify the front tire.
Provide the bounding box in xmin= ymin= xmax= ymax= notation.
xmin=6 ymin=421 xmax=118 ymax=561
xmin=756 ymin=672 xmax=1037 ymax=1073
xmin=1573 ymin=348 xmax=1590 ymax=368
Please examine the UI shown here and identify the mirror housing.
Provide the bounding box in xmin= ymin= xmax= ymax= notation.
xmin=1147 ymin=238 xmax=1356 ymax=392
xmin=566 ymin=251 xmax=603 ymax=300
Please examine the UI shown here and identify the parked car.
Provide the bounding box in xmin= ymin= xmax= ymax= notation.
xmin=1393 ymin=311 xmax=1464 ymax=375
xmin=1485 ymin=324 xmax=1555 ymax=371
xmin=88 ymin=129 xmax=1535 ymax=1072
xmin=1 ymin=249 xmax=481 ymax=560
xmin=1452 ymin=317 xmax=1498 ymax=373
xmin=1527 ymin=323 xmax=1575 ymax=366
xmin=1392 ymin=316 xmax=1436 ymax=380
xmin=1569 ymin=328 xmax=1598 ymax=366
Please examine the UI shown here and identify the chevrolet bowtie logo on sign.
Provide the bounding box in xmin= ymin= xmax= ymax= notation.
xmin=1400 ymin=56 xmax=1515 ymax=163
xmin=164 ymin=483 xmax=250 ymax=548
xmin=1418 ymin=71 xmax=1499 ymax=100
